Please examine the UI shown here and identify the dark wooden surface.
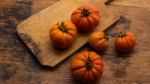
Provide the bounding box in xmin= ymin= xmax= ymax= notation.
xmin=0 ymin=0 xmax=150 ymax=84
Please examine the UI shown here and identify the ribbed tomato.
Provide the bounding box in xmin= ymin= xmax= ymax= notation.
xmin=88 ymin=32 xmax=109 ymax=52
xmin=115 ymin=32 xmax=136 ymax=53
xmin=49 ymin=21 xmax=77 ymax=49
xmin=71 ymin=5 xmax=100 ymax=32
xmin=70 ymin=51 xmax=103 ymax=83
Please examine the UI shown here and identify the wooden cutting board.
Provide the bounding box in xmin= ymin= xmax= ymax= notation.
xmin=17 ymin=0 xmax=119 ymax=67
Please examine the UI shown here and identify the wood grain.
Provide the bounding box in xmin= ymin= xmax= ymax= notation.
xmin=17 ymin=0 xmax=119 ymax=67
xmin=0 ymin=0 xmax=150 ymax=84
xmin=109 ymin=0 xmax=150 ymax=8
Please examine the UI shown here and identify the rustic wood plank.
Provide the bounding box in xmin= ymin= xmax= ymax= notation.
xmin=32 ymin=0 xmax=60 ymax=14
xmin=109 ymin=0 xmax=150 ymax=8
xmin=0 ymin=0 xmax=150 ymax=84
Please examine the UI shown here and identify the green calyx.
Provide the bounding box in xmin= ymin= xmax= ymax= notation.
xmin=59 ymin=22 xmax=68 ymax=32
xmin=86 ymin=56 xmax=93 ymax=69
xmin=119 ymin=31 xmax=125 ymax=37
xmin=104 ymin=33 xmax=109 ymax=41
xmin=82 ymin=8 xmax=91 ymax=16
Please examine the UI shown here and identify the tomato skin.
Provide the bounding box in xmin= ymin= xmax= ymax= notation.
xmin=88 ymin=32 xmax=109 ymax=52
xmin=70 ymin=51 xmax=103 ymax=83
xmin=71 ymin=5 xmax=100 ymax=32
xmin=115 ymin=32 xmax=136 ymax=53
xmin=49 ymin=21 xmax=77 ymax=49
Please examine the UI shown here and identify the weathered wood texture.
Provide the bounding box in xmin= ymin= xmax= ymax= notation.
xmin=17 ymin=0 xmax=119 ymax=67
xmin=109 ymin=0 xmax=150 ymax=8
xmin=0 ymin=0 xmax=150 ymax=84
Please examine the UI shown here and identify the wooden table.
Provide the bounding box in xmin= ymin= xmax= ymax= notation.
xmin=0 ymin=0 xmax=150 ymax=84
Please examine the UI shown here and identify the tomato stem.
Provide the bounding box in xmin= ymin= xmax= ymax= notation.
xmin=119 ymin=31 xmax=125 ymax=37
xmin=104 ymin=33 xmax=109 ymax=41
xmin=59 ymin=22 xmax=68 ymax=32
xmin=82 ymin=8 xmax=90 ymax=16
xmin=86 ymin=55 xmax=92 ymax=69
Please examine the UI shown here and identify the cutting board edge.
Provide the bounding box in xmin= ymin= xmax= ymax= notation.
xmin=16 ymin=31 xmax=46 ymax=65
